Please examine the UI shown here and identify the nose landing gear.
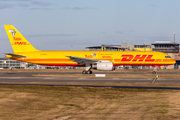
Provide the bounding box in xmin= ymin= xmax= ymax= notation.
xmin=152 ymin=65 xmax=158 ymax=74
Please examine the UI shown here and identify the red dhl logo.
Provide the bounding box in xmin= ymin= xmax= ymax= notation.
xmin=13 ymin=37 xmax=22 ymax=41
xmin=85 ymin=55 xmax=93 ymax=58
xmin=121 ymin=55 xmax=155 ymax=62
xmin=12 ymin=42 xmax=29 ymax=45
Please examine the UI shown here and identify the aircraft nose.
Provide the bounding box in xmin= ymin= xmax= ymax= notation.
xmin=173 ymin=59 xmax=176 ymax=64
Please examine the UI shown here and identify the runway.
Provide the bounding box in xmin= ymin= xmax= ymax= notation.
xmin=0 ymin=72 xmax=180 ymax=84
xmin=1 ymin=71 xmax=180 ymax=76
xmin=0 ymin=76 xmax=180 ymax=84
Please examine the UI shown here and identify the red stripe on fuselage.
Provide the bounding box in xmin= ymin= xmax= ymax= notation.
xmin=34 ymin=63 xmax=173 ymax=66
xmin=38 ymin=63 xmax=85 ymax=67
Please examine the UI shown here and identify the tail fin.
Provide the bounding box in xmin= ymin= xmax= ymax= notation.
xmin=4 ymin=25 xmax=38 ymax=53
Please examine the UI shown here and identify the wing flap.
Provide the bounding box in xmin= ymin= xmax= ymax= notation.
xmin=66 ymin=56 xmax=99 ymax=65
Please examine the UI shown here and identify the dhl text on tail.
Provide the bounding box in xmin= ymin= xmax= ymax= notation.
xmin=4 ymin=25 xmax=176 ymax=74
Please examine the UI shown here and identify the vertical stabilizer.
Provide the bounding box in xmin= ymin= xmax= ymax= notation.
xmin=4 ymin=25 xmax=38 ymax=52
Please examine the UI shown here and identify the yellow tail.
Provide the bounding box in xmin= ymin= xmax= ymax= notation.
xmin=4 ymin=25 xmax=38 ymax=52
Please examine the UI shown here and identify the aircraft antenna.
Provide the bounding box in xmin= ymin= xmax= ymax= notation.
xmin=71 ymin=45 xmax=73 ymax=50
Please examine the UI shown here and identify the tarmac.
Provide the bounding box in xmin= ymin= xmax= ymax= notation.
xmin=0 ymin=71 xmax=180 ymax=84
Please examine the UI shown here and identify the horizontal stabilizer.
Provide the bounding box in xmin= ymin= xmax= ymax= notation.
xmin=5 ymin=53 xmax=26 ymax=58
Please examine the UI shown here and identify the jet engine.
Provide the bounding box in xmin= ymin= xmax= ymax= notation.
xmin=92 ymin=61 xmax=115 ymax=71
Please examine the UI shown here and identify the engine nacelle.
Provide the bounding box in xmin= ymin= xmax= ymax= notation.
xmin=92 ymin=61 xmax=115 ymax=71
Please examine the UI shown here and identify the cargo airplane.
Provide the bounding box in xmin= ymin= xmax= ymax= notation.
xmin=4 ymin=25 xmax=176 ymax=74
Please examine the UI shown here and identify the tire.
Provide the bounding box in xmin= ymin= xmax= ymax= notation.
xmin=86 ymin=70 xmax=92 ymax=74
xmin=152 ymin=71 xmax=156 ymax=74
xmin=82 ymin=70 xmax=86 ymax=74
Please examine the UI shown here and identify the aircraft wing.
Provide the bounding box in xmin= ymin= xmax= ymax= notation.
xmin=66 ymin=56 xmax=99 ymax=65
xmin=5 ymin=53 xmax=26 ymax=58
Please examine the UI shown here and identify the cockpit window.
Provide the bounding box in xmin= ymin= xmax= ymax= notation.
xmin=165 ymin=56 xmax=171 ymax=58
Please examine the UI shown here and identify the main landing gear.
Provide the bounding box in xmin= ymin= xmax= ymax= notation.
xmin=82 ymin=63 xmax=93 ymax=74
xmin=82 ymin=70 xmax=92 ymax=74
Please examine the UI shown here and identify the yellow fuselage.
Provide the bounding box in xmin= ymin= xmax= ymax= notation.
xmin=6 ymin=51 xmax=176 ymax=66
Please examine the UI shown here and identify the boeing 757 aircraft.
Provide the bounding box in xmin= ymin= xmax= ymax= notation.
xmin=4 ymin=25 xmax=176 ymax=74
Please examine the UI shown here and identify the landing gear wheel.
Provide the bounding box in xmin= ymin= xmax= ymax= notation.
xmin=87 ymin=70 xmax=92 ymax=74
xmin=82 ymin=70 xmax=87 ymax=74
xmin=152 ymin=71 xmax=157 ymax=74
xmin=82 ymin=70 xmax=92 ymax=74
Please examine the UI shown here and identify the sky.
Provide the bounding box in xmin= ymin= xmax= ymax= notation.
xmin=0 ymin=0 xmax=180 ymax=57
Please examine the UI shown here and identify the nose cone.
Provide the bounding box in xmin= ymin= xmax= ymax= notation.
xmin=172 ymin=59 xmax=176 ymax=64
